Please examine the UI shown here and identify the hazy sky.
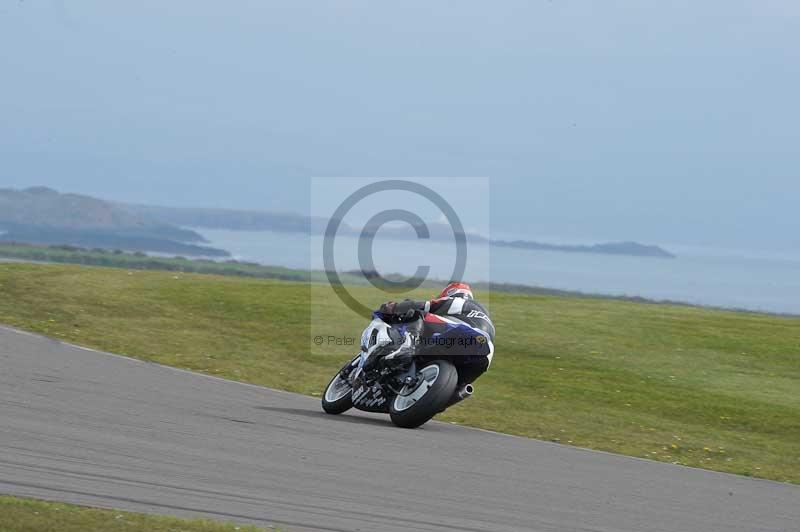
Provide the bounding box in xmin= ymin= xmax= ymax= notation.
xmin=1 ymin=1 xmax=798 ymax=248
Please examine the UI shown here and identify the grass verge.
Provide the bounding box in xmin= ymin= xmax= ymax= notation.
xmin=0 ymin=496 xmax=270 ymax=532
xmin=0 ymin=263 xmax=798 ymax=483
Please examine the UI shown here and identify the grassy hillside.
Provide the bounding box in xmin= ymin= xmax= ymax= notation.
xmin=0 ymin=242 xmax=744 ymax=306
xmin=0 ymin=496 xmax=269 ymax=532
xmin=0 ymin=263 xmax=798 ymax=483
xmin=0 ymin=243 xmax=313 ymax=282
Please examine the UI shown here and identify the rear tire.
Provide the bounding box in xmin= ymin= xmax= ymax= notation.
xmin=389 ymin=360 xmax=458 ymax=428
xmin=321 ymin=359 xmax=357 ymax=415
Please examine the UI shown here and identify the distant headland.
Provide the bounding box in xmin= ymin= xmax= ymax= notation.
xmin=0 ymin=187 xmax=675 ymax=259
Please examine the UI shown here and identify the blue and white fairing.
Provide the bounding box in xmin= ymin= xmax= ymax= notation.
xmin=357 ymin=316 xmax=394 ymax=369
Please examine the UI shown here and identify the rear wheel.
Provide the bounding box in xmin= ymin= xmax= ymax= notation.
xmin=389 ymin=360 xmax=458 ymax=428
xmin=322 ymin=358 xmax=358 ymax=415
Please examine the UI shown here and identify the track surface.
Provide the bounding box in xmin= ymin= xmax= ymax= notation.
xmin=0 ymin=326 xmax=797 ymax=532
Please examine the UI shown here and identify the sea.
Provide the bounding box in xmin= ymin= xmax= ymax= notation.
xmin=194 ymin=228 xmax=800 ymax=315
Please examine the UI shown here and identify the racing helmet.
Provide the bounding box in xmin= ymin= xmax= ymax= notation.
xmin=438 ymin=282 xmax=474 ymax=300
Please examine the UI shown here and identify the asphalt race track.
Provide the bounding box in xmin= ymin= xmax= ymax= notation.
xmin=0 ymin=326 xmax=797 ymax=532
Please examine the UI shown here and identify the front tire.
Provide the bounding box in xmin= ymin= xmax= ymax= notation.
xmin=389 ymin=360 xmax=458 ymax=428
xmin=322 ymin=358 xmax=357 ymax=415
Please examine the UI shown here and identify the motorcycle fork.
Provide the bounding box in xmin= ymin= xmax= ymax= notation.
xmin=384 ymin=359 xmax=418 ymax=395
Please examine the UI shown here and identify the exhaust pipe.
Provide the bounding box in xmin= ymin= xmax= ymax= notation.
xmin=445 ymin=384 xmax=474 ymax=408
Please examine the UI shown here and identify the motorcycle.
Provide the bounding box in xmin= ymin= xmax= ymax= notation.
xmin=321 ymin=313 xmax=474 ymax=428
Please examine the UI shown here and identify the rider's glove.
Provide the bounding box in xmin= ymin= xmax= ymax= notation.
xmin=379 ymin=299 xmax=420 ymax=321
xmin=379 ymin=301 xmax=397 ymax=315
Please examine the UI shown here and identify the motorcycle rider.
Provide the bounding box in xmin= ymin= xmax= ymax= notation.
xmin=376 ymin=282 xmax=495 ymax=385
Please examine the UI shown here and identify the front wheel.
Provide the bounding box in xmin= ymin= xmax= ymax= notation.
xmin=389 ymin=360 xmax=458 ymax=428
xmin=322 ymin=358 xmax=358 ymax=415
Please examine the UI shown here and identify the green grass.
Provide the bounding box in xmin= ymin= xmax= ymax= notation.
xmin=0 ymin=496 xmax=271 ymax=532
xmin=2 ymin=241 xmax=735 ymax=306
xmin=1 ymin=263 xmax=798 ymax=484
xmin=0 ymin=242 xmax=315 ymax=282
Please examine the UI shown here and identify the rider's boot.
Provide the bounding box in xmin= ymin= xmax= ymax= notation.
xmin=382 ymin=316 xmax=423 ymax=367
xmin=383 ymin=334 xmax=416 ymax=366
